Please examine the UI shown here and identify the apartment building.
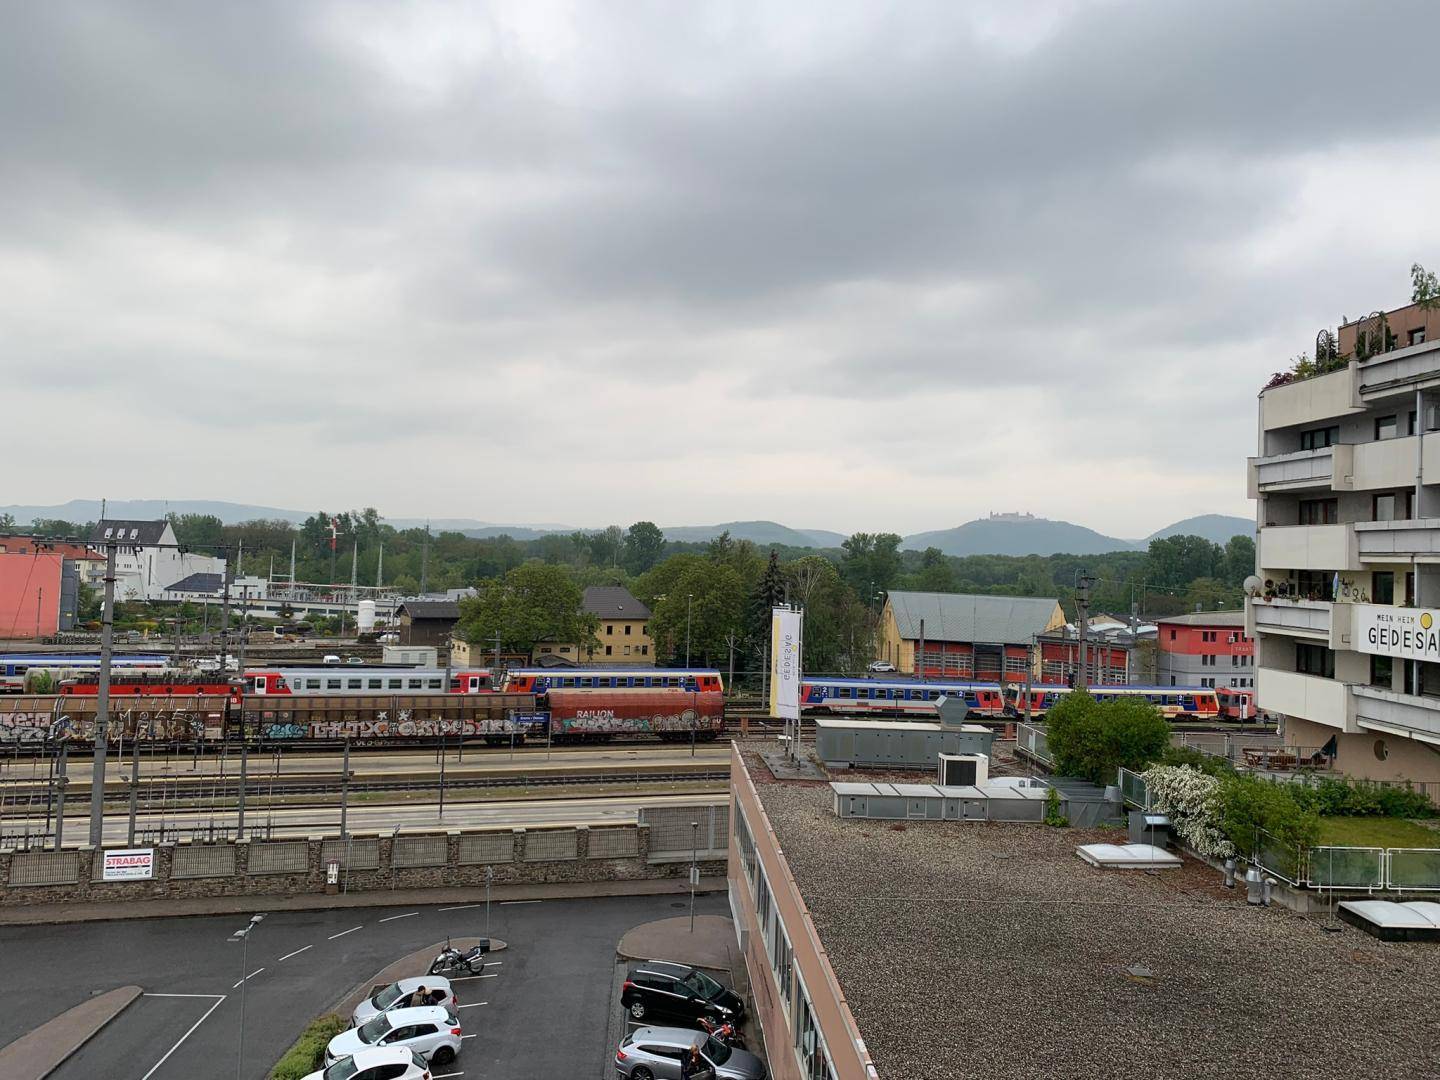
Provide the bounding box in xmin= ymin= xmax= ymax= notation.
xmin=1156 ymin=610 xmax=1254 ymax=689
xmin=1249 ymin=314 xmax=1440 ymax=782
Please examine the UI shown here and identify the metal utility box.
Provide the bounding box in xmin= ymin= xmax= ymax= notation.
xmin=816 ymin=718 xmax=995 ymax=769
xmin=937 ymin=753 xmax=989 ymax=787
xmin=1128 ymin=809 xmax=1173 ymax=846
xmin=383 ymin=645 xmax=438 ymax=667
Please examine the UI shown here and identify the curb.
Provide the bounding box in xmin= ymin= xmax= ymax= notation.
xmin=0 ymin=984 xmax=142 ymax=1080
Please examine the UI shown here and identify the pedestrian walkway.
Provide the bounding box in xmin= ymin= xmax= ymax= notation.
xmin=618 ymin=914 xmax=739 ymax=972
xmin=0 ymin=984 xmax=140 ymax=1078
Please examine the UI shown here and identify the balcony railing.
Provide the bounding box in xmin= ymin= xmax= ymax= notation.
xmin=1250 ymin=446 xmax=1339 ymax=492
xmin=1257 ymin=523 xmax=1357 ymax=573
xmin=1250 ymin=597 xmax=1332 ymax=639
xmin=1352 ymin=685 xmax=1440 ymax=743
xmin=1355 ymin=518 xmax=1440 ymax=561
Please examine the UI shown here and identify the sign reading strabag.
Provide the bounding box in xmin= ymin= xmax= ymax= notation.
xmin=1354 ymin=603 xmax=1440 ymax=662
xmin=102 ymin=848 xmax=155 ymax=881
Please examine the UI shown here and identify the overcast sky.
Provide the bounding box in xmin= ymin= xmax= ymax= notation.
xmin=5 ymin=0 xmax=1439 ymax=538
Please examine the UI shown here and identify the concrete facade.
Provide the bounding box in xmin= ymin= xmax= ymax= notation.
xmin=1251 ymin=316 xmax=1440 ymax=783
xmin=0 ymin=552 xmax=63 ymax=639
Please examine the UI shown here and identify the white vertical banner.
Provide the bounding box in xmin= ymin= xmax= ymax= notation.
xmin=770 ymin=606 xmax=803 ymax=720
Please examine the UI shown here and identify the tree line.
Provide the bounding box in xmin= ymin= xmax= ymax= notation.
xmin=24 ymin=511 xmax=1255 ymax=668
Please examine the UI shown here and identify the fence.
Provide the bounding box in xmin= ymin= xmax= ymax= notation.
xmin=1249 ymin=829 xmax=1440 ymax=892
xmin=1014 ymin=724 xmax=1053 ymax=768
xmin=640 ymin=803 xmax=729 ymax=861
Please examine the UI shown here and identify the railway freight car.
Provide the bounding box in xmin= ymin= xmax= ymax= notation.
xmin=544 ymin=688 xmax=725 ymax=742
xmin=0 ymin=694 xmax=230 ymax=744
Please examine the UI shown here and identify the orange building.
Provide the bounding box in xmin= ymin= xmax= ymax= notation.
xmin=0 ymin=551 xmax=63 ymax=639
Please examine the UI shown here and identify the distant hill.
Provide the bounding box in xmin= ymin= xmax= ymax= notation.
xmin=662 ymin=521 xmax=844 ymax=548
xmin=1146 ymin=514 xmax=1254 ymax=545
xmin=1 ymin=498 xmax=312 ymax=525
xmin=903 ymin=516 xmax=1132 ymax=557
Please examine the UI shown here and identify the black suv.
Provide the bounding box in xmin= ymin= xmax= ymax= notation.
xmin=621 ymin=961 xmax=745 ymax=1026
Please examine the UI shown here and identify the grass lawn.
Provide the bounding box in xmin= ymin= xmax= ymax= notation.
xmin=1317 ymin=816 xmax=1440 ymax=848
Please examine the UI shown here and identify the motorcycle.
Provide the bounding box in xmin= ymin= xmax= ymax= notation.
xmin=429 ymin=937 xmax=490 ymax=978
xmin=698 ymin=1016 xmax=746 ymax=1050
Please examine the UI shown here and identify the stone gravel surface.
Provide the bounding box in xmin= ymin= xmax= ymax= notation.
xmin=757 ymin=782 xmax=1440 ymax=1080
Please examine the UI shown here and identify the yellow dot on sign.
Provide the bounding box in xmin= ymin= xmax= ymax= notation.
xmin=1423 ymin=613 xmax=1434 ymax=630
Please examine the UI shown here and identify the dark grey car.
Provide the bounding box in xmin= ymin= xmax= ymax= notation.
xmin=614 ymin=1027 xmax=766 ymax=1080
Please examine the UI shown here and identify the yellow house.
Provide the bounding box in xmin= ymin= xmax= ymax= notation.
xmin=878 ymin=591 xmax=1065 ymax=680
xmin=533 ymin=586 xmax=654 ymax=664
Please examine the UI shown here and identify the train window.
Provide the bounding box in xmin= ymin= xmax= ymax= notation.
xmin=347 ymin=678 xmax=362 ymax=689
xmin=835 ymin=687 xmax=850 ymax=698
xmin=579 ymin=678 xmax=593 ymax=687
xmin=307 ymin=678 xmax=322 ymax=690
xmin=667 ymin=677 xmax=680 ymax=687
xmin=408 ymin=679 xmax=422 ymax=689
xmin=389 ymin=678 xmax=403 ymax=689
xmin=327 ymin=678 xmax=341 ymax=690
xmin=369 ymin=678 xmax=383 ymax=689
xmin=427 ymin=678 xmax=442 ymax=689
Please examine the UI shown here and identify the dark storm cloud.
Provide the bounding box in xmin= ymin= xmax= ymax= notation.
xmin=3 ymin=0 xmax=1438 ymax=531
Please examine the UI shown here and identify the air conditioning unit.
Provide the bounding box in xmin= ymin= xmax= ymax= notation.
xmin=937 ymin=752 xmax=989 ymax=787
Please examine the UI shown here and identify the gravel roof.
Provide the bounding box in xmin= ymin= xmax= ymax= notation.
xmin=754 ymin=779 xmax=1440 ymax=1080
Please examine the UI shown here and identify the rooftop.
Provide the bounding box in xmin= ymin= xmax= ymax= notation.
xmin=1155 ymin=610 xmax=1247 ymax=627
xmin=164 ymin=572 xmax=223 ymax=595
xmin=397 ymin=599 xmax=460 ymax=620
xmin=750 ymin=763 xmax=1440 ymax=1080
xmin=90 ymin=519 xmax=170 ymax=546
xmin=583 ymin=586 xmax=651 ymax=620
xmin=886 ymin=591 xmax=1062 ymax=644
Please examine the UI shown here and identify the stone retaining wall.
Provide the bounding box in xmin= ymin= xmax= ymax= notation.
xmin=0 ymin=822 xmax=726 ymax=907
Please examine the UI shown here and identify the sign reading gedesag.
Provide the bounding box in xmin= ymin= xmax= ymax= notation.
xmin=1354 ymin=603 xmax=1440 ymax=662
xmin=770 ymin=606 xmax=803 ymax=720
xmin=102 ymin=848 xmax=155 ymax=881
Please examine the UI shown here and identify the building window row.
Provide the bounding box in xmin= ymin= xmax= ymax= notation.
xmin=1296 ymin=642 xmax=1336 ymax=679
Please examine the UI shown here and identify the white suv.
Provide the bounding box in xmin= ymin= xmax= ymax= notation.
xmin=325 ymin=1006 xmax=462 ymax=1069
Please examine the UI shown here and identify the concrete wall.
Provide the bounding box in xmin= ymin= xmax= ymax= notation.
xmin=0 ymin=822 xmax=724 ymax=908
xmin=1260 ymin=364 xmax=1361 ymax=433
xmin=0 ymin=552 xmax=62 ymax=639
xmin=1287 ymin=715 xmax=1440 ymax=784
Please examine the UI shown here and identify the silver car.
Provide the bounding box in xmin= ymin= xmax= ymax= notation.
xmin=614 ymin=1027 xmax=766 ymax=1080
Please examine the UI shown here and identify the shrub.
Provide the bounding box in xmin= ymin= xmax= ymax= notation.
xmin=271 ymin=1014 xmax=346 ymax=1080
xmin=1159 ymin=744 xmax=1235 ymax=779
xmin=1143 ymin=765 xmax=1234 ymax=859
xmin=1043 ymin=786 xmax=1069 ymax=828
xmin=1046 ymin=691 xmax=1170 ymax=785
xmin=1216 ymin=773 xmax=1320 ymax=860
xmin=1291 ymin=776 xmax=1437 ymax=820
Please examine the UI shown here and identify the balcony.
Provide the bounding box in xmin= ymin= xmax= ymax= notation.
xmin=1258 ymin=523 xmax=1357 ymax=572
xmin=1353 ymin=685 xmax=1440 ymax=745
xmin=1260 ymin=363 xmax=1361 ymax=432
xmin=1256 ymin=668 xmax=1354 ymax=731
xmin=1249 ymin=598 xmax=1333 ymax=641
xmin=1248 ymin=445 xmax=1345 ymax=495
xmin=1350 ymin=435 xmax=1420 ymax=491
xmin=1355 ymin=519 xmax=1440 ymax=561
xmin=1357 ymin=337 xmax=1440 ymax=401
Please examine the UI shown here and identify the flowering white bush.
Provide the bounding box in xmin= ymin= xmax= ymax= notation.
xmin=1142 ymin=765 xmax=1235 ymax=859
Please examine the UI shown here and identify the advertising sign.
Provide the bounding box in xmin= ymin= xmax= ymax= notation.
xmin=1353 ymin=603 xmax=1440 ymax=662
xmin=102 ymin=848 xmax=154 ymax=882
xmin=769 ymin=607 xmax=803 ymax=720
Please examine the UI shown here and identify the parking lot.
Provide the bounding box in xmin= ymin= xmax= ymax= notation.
xmin=0 ymin=892 xmax=728 ymax=1079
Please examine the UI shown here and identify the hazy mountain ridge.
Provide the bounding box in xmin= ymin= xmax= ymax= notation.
xmin=2 ymin=501 xmax=1250 ymax=556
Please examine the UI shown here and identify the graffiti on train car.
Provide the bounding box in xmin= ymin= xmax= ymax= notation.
xmin=305 ymin=716 xmax=527 ymax=739
xmin=561 ymin=709 xmax=704 ymax=733
xmin=0 ymin=709 xmax=212 ymax=743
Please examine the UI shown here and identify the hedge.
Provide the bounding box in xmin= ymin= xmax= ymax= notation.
xmin=272 ymin=1014 xmax=347 ymax=1080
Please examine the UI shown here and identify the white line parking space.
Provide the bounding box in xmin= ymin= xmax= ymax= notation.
xmin=231 ymin=968 xmax=264 ymax=989
xmin=456 ymin=1002 xmax=488 ymax=1009
xmin=139 ymin=996 xmax=227 ymax=1080
xmin=277 ymin=945 xmax=313 ymax=962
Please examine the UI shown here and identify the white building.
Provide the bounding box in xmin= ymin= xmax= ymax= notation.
xmin=88 ymin=519 xmax=227 ymax=603
xmin=1249 ymin=319 xmax=1440 ymax=784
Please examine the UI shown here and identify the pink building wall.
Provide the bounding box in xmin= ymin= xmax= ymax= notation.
xmin=0 ymin=552 xmax=63 ymax=639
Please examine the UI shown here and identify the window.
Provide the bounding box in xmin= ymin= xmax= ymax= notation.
xmin=624 ymin=645 xmax=631 ymax=656
xmin=368 ymin=678 xmax=382 ymax=689
xmin=624 ymin=624 xmax=632 ymax=636
xmin=1299 ymin=425 xmax=1339 ymax=451
xmin=606 ymin=624 xmax=614 ymax=635
xmin=1376 ymin=415 xmax=1399 ymax=440
xmin=1169 ymin=629 xmax=1176 ymax=640
xmin=388 ymin=678 xmax=402 ymax=689
xmin=1296 ymin=643 xmax=1335 ymax=678
xmin=347 ymin=678 xmax=362 ymax=689
xmin=427 ymin=678 xmax=442 ymax=689
xmin=1296 ymin=569 xmax=1335 ymax=600
xmin=1231 ymin=655 xmax=1240 ymax=667
xmin=1374 ymin=571 xmax=1396 ymax=605
xmin=641 ymin=644 xmax=649 ymax=655
xmin=1374 ymin=493 xmax=1412 ymax=522
xmin=1370 ymin=654 xmax=1392 ymax=688
xmin=327 ymin=678 xmax=341 ymax=690
xmin=1411 ymin=327 xmax=1426 ymax=346
xmin=1299 ymin=499 xmax=1338 ymax=525
xmin=605 ymin=645 xmax=613 ymax=656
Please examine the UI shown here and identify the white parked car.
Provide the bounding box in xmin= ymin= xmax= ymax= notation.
xmin=301 ymin=1045 xmax=432 ymax=1080
xmin=867 ymin=660 xmax=896 ymax=673
xmin=325 ymin=1006 xmax=462 ymax=1069
xmin=352 ymin=977 xmax=455 ymax=1027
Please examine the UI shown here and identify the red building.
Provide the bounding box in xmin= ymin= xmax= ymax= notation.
xmin=1155 ymin=611 xmax=1253 ymax=689
xmin=0 ymin=551 xmax=63 ymax=639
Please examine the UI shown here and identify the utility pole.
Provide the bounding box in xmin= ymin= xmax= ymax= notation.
xmin=288 ymin=538 xmax=296 ymax=585
xmin=420 ymin=524 xmax=430 ymax=595
xmin=1076 ymin=574 xmax=1095 ymax=691
xmin=340 ymin=735 xmax=351 ymax=839
xmin=376 ymin=542 xmax=384 ymax=588
xmin=219 ymin=550 xmax=234 ymax=677
xmin=1023 ymin=634 xmax=1034 ymax=725
xmin=685 ymin=593 xmax=693 ymax=667
xmin=88 ymin=539 xmax=117 ymax=848
xmin=350 ymin=542 xmax=358 ymax=594
xmin=237 ymin=587 xmax=250 ymax=839
xmin=493 ymin=631 xmax=501 ymax=682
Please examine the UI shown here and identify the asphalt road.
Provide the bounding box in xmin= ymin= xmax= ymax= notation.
xmin=0 ymin=892 xmax=728 ymax=1079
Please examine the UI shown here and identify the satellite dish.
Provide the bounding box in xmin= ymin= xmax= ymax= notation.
xmin=1243 ymin=575 xmax=1263 ymax=597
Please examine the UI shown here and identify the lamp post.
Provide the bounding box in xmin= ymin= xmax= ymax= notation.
xmin=689 ymin=820 xmax=699 ymax=933
xmin=233 ymin=912 xmax=266 ymax=1080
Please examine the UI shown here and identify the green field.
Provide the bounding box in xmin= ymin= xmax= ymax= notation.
xmin=1316 ymin=816 xmax=1440 ymax=848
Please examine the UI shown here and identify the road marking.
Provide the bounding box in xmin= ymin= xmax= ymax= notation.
xmin=143 ymin=993 xmax=226 ymax=998
xmin=277 ymin=945 xmax=313 ymax=962
xmin=329 ymin=925 xmax=363 ymax=940
xmin=139 ymin=994 xmax=227 ymax=1080
xmin=433 ymin=1073 xmax=465 ymax=1078
xmin=232 ymin=968 xmax=264 ymax=988
xmin=457 ymin=1002 xmax=488 ymax=1008
xmin=380 ymin=912 xmax=418 ymax=922
xmin=438 ymin=904 xmax=481 ymax=912
xmin=500 ymin=899 xmax=541 ymax=905
xmin=461 ymin=1034 xmax=479 ymax=1039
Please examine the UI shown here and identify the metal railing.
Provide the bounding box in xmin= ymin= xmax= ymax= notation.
xmin=1117 ymin=767 xmax=1150 ymax=810
xmin=1014 ymin=724 xmax=1053 ymax=767
xmin=1249 ymin=829 xmax=1440 ymax=892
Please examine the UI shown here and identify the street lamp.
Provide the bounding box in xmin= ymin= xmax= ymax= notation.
xmin=233 ymin=912 xmax=267 ymax=1080
xmin=685 ymin=594 xmax=693 ymax=667
xmin=689 ymin=820 xmax=700 ymax=933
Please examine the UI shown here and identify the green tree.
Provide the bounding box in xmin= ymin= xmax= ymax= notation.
xmin=0 ymin=513 xmax=14 ymax=530
xmin=1221 ymin=534 xmax=1256 ymax=586
xmin=455 ymin=562 xmax=596 ymax=655
xmin=639 ymin=555 xmax=748 ymax=666
xmin=1412 ymin=262 xmax=1440 ymax=310
xmin=1145 ymin=534 xmax=1222 ymax=587
xmin=786 ymin=555 xmax=869 ymax=673
xmin=623 ymin=521 xmax=666 ymax=574
xmin=1045 ymin=691 xmax=1170 ymax=785
xmin=907 ymin=547 xmax=958 ymax=592
xmin=839 ymin=532 xmax=903 ymax=594
xmin=167 ymin=512 xmax=225 ymax=551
